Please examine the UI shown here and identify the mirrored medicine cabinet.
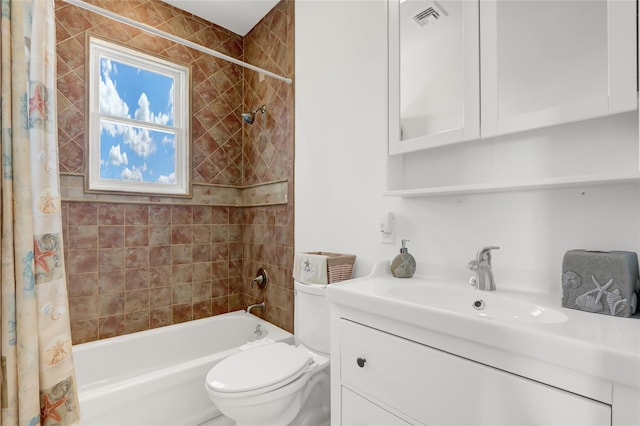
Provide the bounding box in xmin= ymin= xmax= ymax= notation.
xmin=386 ymin=0 xmax=638 ymax=197
xmin=388 ymin=0 xmax=637 ymax=157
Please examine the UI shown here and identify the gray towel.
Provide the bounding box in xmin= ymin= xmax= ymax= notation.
xmin=561 ymin=250 xmax=639 ymax=318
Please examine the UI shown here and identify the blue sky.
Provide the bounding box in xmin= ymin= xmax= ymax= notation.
xmin=98 ymin=57 xmax=177 ymax=184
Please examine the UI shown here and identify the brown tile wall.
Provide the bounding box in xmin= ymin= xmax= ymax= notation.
xmin=61 ymin=202 xmax=244 ymax=342
xmin=55 ymin=0 xmax=244 ymax=185
xmin=56 ymin=0 xmax=295 ymax=343
xmin=242 ymin=1 xmax=295 ymax=331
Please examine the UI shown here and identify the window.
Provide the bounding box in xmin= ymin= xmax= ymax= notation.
xmin=87 ymin=36 xmax=191 ymax=196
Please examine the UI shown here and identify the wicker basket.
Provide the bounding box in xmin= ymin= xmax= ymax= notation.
xmin=304 ymin=251 xmax=356 ymax=283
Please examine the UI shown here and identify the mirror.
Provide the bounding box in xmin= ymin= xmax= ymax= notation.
xmin=389 ymin=0 xmax=479 ymax=155
xmin=400 ymin=0 xmax=463 ymax=140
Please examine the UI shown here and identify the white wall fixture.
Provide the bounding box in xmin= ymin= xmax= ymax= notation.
xmin=379 ymin=212 xmax=395 ymax=244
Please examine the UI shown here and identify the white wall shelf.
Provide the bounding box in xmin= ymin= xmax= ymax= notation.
xmin=383 ymin=171 xmax=640 ymax=198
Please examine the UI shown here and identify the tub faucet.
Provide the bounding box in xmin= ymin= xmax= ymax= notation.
xmin=246 ymin=302 xmax=265 ymax=314
xmin=467 ymin=246 xmax=500 ymax=291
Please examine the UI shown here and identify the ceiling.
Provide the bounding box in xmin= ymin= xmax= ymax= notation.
xmin=161 ymin=0 xmax=280 ymax=36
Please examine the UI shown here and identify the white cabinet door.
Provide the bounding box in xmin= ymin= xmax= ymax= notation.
xmin=480 ymin=0 xmax=637 ymax=138
xmin=388 ymin=0 xmax=480 ymax=155
xmin=340 ymin=319 xmax=611 ymax=425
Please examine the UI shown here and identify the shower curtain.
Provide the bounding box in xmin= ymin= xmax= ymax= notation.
xmin=1 ymin=1 xmax=80 ymax=425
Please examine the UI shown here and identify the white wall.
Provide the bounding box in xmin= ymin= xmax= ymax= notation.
xmin=294 ymin=0 xmax=640 ymax=293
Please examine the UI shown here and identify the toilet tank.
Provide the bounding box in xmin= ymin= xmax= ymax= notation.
xmin=294 ymin=281 xmax=330 ymax=354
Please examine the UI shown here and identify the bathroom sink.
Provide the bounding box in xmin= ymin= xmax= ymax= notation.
xmin=385 ymin=284 xmax=568 ymax=324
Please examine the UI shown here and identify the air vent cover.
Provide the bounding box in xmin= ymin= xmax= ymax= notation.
xmin=413 ymin=1 xmax=447 ymax=26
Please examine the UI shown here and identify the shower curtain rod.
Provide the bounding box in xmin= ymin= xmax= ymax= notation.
xmin=61 ymin=0 xmax=293 ymax=85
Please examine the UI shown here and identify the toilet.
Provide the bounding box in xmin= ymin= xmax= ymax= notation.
xmin=205 ymin=280 xmax=330 ymax=426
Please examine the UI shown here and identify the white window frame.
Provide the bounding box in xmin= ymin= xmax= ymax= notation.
xmin=86 ymin=36 xmax=191 ymax=196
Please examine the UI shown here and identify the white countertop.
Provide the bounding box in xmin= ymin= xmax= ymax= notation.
xmin=327 ymin=261 xmax=640 ymax=391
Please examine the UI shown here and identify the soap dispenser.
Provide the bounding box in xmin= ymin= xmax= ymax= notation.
xmin=391 ymin=239 xmax=416 ymax=278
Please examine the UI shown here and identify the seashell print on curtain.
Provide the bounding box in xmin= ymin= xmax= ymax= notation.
xmin=1 ymin=0 xmax=80 ymax=425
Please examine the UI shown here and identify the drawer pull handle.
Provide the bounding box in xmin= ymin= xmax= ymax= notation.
xmin=356 ymin=357 xmax=366 ymax=368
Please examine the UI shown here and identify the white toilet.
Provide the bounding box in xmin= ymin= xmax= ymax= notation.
xmin=205 ymin=281 xmax=330 ymax=426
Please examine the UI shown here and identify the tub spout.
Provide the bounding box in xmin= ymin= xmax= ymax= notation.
xmin=246 ymin=302 xmax=265 ymax=314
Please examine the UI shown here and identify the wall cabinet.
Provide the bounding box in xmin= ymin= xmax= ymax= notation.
xmin=337 ymin=319 xmax=611 ymax=425
xmin=388 ymin=0 xmax=480 ymax=154
xmin=480 ymin=0 xmax=636 ymax=138
xmin=389 ymin=0 xmax=637 ymax=155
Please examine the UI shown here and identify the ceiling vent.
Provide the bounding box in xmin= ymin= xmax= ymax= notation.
xmin=413 ymin=1 xmax=447 ymax=26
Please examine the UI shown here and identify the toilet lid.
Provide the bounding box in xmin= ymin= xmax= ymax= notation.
xmin=206 ymin=343 xmax=313 ymax=393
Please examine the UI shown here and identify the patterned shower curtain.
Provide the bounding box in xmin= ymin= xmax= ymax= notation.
xmin=0 ymin=1 xmax=80 ymax=425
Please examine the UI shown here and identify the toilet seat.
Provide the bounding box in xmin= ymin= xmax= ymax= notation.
xmin=206 ymin=343 xmax=314 ymax=397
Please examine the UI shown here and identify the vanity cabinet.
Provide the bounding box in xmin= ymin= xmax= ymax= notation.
xmin=389 ymin=0 xmax=637 ymax=155
xmin=341 ymin=388 xmax=411 ymax=426
xmin=337 ymin=319 xmax=611 ymax=426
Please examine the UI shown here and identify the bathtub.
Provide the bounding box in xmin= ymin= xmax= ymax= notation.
xmin=73 ymin=310 xmax=294 ymax=426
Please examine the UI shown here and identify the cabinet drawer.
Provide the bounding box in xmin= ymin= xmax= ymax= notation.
xmin=340 ymin=319 xmax=611 ymax=425
xmin=341 ymin=387 xmax=411 ymax=426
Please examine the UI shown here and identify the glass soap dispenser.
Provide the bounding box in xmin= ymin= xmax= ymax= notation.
xmin=391 ymin=239 xmax=416 ymax=278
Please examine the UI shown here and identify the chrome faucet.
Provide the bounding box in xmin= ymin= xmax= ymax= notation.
xmin=467 ymin=246 xmax=500 ymax=291
xmin=246 ymin=302 xmax=265 ymax=314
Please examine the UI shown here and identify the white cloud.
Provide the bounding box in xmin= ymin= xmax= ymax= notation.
xmin=99 ymin=59 xmax=129 ymax=118
xmin=98 ymin=61 xmax=158 ymax=159
xmin=108 ymin=145 xmax=128 ymax=166
xmin=98 ymin=58 xmax=179 ymax=169
xmin=120 ymin=166 xmax=143 ymax=181
xmin=100 ymin=121 xmax=118 ymax=137
xmin=101 ymin=122 xmax=156 ymax=158
xmin=161 ymin=135 xmax=175 ymax=148
xmin=157 ymin=172 xmax=176 ymax=184
xmin=134 ymin=92 xmax=170 ymax=125
xmin=124 ymin=126 xmax=156 ymax=158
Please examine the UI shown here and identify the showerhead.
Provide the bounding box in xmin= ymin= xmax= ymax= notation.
xmin=241 ymin=112 xmax=255 ymax=125
xmin=241 ymin=105 xmax=267 ymax=125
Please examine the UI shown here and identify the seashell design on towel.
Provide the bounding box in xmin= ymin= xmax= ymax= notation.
xmin=575 ymin=276 xmax=613 ymax=313
xmin=575 ymin=293 xmax=603 ymax=312
xmin=562 ymin=271 xmax=581 ymax=289
xmin=605 ymin=288 xmax=629 ymax=316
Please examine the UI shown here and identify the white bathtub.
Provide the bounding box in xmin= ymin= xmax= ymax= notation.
xmin=73 ymin=310 xmax=294 ymax=426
